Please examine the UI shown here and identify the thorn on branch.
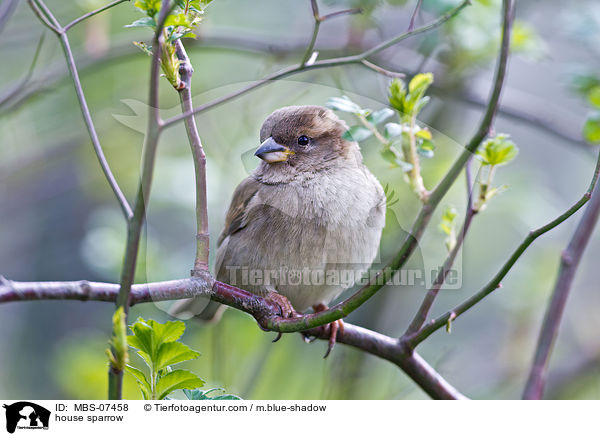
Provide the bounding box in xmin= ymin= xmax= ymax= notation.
xmin=446 ymin=312 xmax=456 ymax=333
xmin=306 ymin=51 xmax=319 ymax=66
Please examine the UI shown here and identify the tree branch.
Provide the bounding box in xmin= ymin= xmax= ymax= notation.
xmin=523 ymin=158 xmax=600 ymax=400
xmin=0 ymin=276 xmax=467 ymax=399
xmin=407 ymin=149 xmax=600 ymax=348
xmin=116 ymin=0 xmax=173 ymax=310
xmin=174 ymin=39 xmax=210 ymax=274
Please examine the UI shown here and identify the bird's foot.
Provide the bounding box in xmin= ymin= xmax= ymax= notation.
xmin=265 ymin=291 xmax=297 ymax=318
xmin=312 ymin=303 xmax=344 ymax=358
xmin=264 ymin=291 xmax=298 ymax=343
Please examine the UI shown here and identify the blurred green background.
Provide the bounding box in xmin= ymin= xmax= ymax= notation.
xmin=1 ymin=0 xmax=599 ymax=400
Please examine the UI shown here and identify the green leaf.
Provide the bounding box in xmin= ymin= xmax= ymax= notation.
xmin=125 ymin=365 xmax=151 ymax=400
xmin=156 ymin=342 xmax=200 ymax=371
xmin=342 ymin=126 xmax=372 ymax=142
xmin=125 ymin=16 xmax=156 ymax=28
xmin=380 ymin=147 xmax=412 ymax=171
xmin=149 ymin=319 xmax=185 ymax=344
xmin=439 ymin=206 xmax=458 ymax=252
xmin=417 ymin=145 xmax=434 ymax=158
xmin=389 ymin=73 xmax=434 ymax=118
xmin=571 ymin=73 xmax=600 ymax=98
xmin=412 ymin=96 xmax=430 ymax=115
xmin=416 ymin=132 xmax=435 ymax=159
xmin=326 ymin=96 xmax=363 ymax=114
xmin=388 ymin=79 xmax=407 ymax=113
xmin=408 ymin=72 xmax=434 ymax=95
xmin=134 ymin=0 xmax=162 ymax=14
xmin=366 ymin=108 xmax=394 ymax=125
xmin=128 ymin=318 xmax=186 ymax=366
xmin=476 ymin=134 xmax=519 ymax=166
xmin=384 ymin=123 xmax=403 ymax=139
xmin=156 ymin=370 xmax=204 ymax=400
xmin=415 ymin=128 xmax=432 ymax=141
xmin=107 ymin=307 xmax=129 ymax=371
xmin=128 ymin=320 xmax=154 ymax=359
xmin=584 ymin=112 xmax=600 ymax=144
xmin=164 ymin=13 xmax=192 ymax=28
xmin=588 ymin=86 xmax=600 ymax=109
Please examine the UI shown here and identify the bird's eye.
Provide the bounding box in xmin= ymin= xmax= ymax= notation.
xmin=297 ymin=135 xmax=310 ymax=146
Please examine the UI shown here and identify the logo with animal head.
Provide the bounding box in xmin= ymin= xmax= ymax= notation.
xmin=2 ymin=402 xmax=50 ymax=433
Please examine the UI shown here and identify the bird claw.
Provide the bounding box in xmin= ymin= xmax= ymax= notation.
xmin=265 ymin=291 xmax=297 ymax=319
xmin=323 ymin=319 xmax=345 ymax=358
xmin=312 ymin=304 xmax=344 ymax=358
xmin=264 ymin=291 xmax=298 ymax=343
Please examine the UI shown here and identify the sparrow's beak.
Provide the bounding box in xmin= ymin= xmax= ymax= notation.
xmin=255 ymin=137 xmax=294 ymax=163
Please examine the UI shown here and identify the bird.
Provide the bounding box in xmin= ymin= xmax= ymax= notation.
xmin=173 ymin=105 xmax=386 ymax=355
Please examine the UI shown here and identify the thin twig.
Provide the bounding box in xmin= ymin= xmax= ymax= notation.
xmin=407 ymin=0 xmax=423 ymax=32
xmin=64 ymin=0 xmax=130 ymax=32
xmin=523 ymin=154 xmax=600 ymax=399
xmin=109 ymin=0 xmax=173 ymax=401
xmin=161 ymin=0 xmax=471 ymax=128
xmin=361 ymin=59 xmax=405 ymax=78
xmin=407 ymin=150 xmax=600 ymax=348
xmin=27 ymin=0 xmax=133 ymax=219
xmin=28 ymin=0 xmax=60 ymax=34
xmin=300 ymin=0 xmax=321 ymax=67
xmin=0 ymin=32 xmax=45 ymax=107
xmin=174 ymin=39 xmax=210 ymax=274
xmin=58 ymin=31 xmax=134 ymax=219
xmin=31 ymin=0 xmax=61 ymax=28
xmin=299 ymin=1 xmax=362 ymax=67
xmin=0 ymin=0 xmax=19 ymax=35
xmin=403 ymin=158 xmax=477 ymax=336
xmin=320 ymin=8 xmax=362 ymax=21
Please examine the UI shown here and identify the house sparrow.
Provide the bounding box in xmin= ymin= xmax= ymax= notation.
xmin=174 ymin=105 xmax=386 ymax=354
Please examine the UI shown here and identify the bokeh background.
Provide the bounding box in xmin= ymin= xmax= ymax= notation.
xmin=1 ymin=0 xmax=599 ymax=399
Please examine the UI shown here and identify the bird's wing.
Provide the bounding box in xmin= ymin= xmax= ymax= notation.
xmin=217 ymin=176 xmax=262 ymax=247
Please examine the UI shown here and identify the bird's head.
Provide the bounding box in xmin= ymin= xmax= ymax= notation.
xmin=254 ymin=105 xmax=360 ymax=176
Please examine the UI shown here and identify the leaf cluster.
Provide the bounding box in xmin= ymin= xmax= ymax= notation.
xmin=476 ymin=134 xmax=519 ymax=167
xmin=126 ymin=318 xmax=204 ymax=400
xmin=126 ymin=0 xmax=213 ymax=88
